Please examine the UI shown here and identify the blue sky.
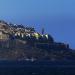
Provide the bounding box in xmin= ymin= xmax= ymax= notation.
xmin=0 ymin=0 xmax=75 ymax=48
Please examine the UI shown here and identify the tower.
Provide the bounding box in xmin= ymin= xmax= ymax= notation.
xmin=41 ymin=27 xmax=45 ymax=35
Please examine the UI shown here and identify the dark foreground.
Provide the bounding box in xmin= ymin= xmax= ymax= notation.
xmin=0 ymin=60 xmax=75 ymax=75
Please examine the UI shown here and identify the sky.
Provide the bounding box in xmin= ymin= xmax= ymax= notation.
xmin=0 ymin=0 xmax=75 ymax=49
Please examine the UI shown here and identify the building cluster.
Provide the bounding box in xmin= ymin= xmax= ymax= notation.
xmin=0 ymin=20 xmax=69 ymax=50
xmin=0 ymin=20 xmax=53 ymax=49
xmin=0 ymin=20 xmax=53 ymax=40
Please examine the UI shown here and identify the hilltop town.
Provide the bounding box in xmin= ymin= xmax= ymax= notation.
xmin=0 ymin=20 xmax=74 ymax=61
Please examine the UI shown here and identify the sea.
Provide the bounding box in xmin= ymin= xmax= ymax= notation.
xmin=0 ymin=60 xmax=74 ymax=75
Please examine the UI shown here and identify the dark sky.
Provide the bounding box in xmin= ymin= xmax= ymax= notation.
xmin=0 ymin=0 xmax=75 ymax=49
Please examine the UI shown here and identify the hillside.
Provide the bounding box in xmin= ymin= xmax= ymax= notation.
xmin=0 ymin=20 xmax=74 ymax=61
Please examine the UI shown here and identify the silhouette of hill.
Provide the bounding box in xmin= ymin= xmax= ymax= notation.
xmin=0 ymin=20 xmax=74 ymax=61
